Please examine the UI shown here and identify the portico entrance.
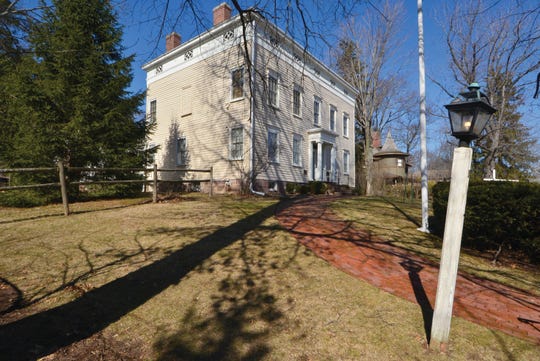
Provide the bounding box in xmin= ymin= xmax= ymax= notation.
xmin=307 ymin=128 xmax=337 ymax=182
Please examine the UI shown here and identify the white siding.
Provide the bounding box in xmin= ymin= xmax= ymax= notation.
xmin=143 ymin=16 xmax=356 ymax=190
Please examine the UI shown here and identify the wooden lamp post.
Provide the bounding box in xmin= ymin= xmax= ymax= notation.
xmin=430 ymin=83 xmax=496 ymax=351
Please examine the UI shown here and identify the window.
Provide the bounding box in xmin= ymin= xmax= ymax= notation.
xmin=181 ymin=86 xmax=192 ymax=116
xmin=343 ymin=113 xmax=349 ymax=137
xmin=230 ymin=127 xmax=243 ymax=160
xmin=292 ymin=134 xmax=302 ymax=166
xmin=269 ymin=35 xmax=280 ymax=48
xmin=397 ymin=159 xmax=404 ymax=167
xmin=313 ymin=97 xmax=321 ymax=125
xmin=343 ymin=150 xmax=350 ymax=174
xmin=267 ymin=70 xmax=279 ymax=107
xmin=330 ymin=106 xmax=336 ymax=131
xmin=293 ymin=85 xmax=302 ymax=117
xmin=149 ymin=100 xmax=157 ymax=123
xmin=267 ymin=129 xmax=279 ymax=163
xmin=223 ymin=30 xmax=234 ymax=42
xmin=177 ymin=137 xmax=187 ymax=166
xmin=231 ymin=67 xmax=244 ymax=100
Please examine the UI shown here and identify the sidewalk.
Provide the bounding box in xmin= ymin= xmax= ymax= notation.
xmin=275 ymin=196 xmax=540 ymax=345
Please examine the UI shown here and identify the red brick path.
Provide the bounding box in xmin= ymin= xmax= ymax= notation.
xmin=275 ymin=196 xmax=540 ymax=344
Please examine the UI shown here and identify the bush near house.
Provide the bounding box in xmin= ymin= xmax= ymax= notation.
xmin=431 ymin=181 xmax=540 ymax=263
xmin=286 ymin=181 xmax=328 ymax=195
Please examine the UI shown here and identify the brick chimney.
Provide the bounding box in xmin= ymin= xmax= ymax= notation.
xmin=213 ymin=2 xmax=232 ymax=26
xmin=165 ymin=32 xmax=181 ymax=52
xmin=372 ymin=130 xmax=382 ymax=150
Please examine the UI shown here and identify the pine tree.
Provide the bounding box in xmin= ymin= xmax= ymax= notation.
xmin=0 ymin=0 xmax=28 ymax=166
xmin=8 ymin=0 xmax=145 ymax=173
xmin=473 ymin=73 xmax=538 ymax=180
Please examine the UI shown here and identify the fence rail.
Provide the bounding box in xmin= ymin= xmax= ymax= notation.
xmin=0 ymin=167 xmax=57 ymax=173
xmin=1 ymin=183 xmax=61 ymax=191
xmin=0 ymin=162 xmax=214 ymax=215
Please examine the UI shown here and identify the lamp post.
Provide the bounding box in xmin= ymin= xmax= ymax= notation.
xmin=430 ymin=83 xmax=496 ymax=352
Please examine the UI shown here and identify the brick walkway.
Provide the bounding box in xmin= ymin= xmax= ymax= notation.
xmin=275 ymin=196 xmax=540 ymax=345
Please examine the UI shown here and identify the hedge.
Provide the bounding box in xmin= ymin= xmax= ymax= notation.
xmin=431 ymin=181 xmax=540 ymax=263
xmin=286 ymin=181 xmax=328 ymax=195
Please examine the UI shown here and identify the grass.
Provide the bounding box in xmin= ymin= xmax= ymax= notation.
xmin=330 ymin=197 xmax=540 ymax=296
xmin=0 ymin=194 xmax=538 ymax=360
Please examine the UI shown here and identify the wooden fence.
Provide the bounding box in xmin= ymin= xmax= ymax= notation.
xmin=0 ymin=161 xmax=214 ymax=216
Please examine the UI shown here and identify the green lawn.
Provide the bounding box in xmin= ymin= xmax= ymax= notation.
xmin=330 ymin=197 xmax=539 ymax=296
xmin=0 ymin=194 xmax=538 ymax=360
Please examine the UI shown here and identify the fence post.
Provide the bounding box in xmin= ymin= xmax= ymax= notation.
xmin=57 ymin=161 xmax=70 ymax=216
xmin=152 ymin=163 xmax=158 ymax=203
xmin=210 ymin=166 xmax=214 ymax=197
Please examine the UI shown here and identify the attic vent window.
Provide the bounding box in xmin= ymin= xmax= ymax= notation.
xmin=269 ymin=36 xmax=280 ymax=48
xmin=184 ymin=50 xmax=193 ymax=61
xmin=314 ymin=68 xmax=320 ymax=77
xmin=330 ymin=80 xmax=336 ymax=87
xmin=155 ymin=65 xmax=163 ymax=74
xmin=293 ymin=53 xmax=302 ymax=63
xmin=223 ymin=30 xmax=234 ymax=42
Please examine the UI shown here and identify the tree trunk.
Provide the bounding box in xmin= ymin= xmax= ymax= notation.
xmin=483 ymin=85 xmax=505 ymax=179
xmin=365 ymin=135 xmax=374 ymax=196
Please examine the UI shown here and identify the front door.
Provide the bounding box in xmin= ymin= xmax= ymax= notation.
xmin=322 ymin=144 xmax=332 ymax=181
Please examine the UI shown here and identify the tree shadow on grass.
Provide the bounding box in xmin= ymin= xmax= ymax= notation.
xmin=152 ymin=218 xmax=299 ymax=360
xmin=0 ymin=201 xmax=282 ymax=360
xmin=153 ymin=264 xmax=279 ymax=361
xmin=381 ymin=197 xmax=422 ymax=228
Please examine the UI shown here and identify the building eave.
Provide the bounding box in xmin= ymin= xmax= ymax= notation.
xmin=142 ymin=11 xmax=358 ymax=98
xmin=142 ymin=14 xmax=242 ymax=71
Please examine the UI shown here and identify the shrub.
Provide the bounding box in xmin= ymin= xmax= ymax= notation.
xmin=0 ymin=188 xmax=62 ymax=207
xmin=309 ymin=181 xmax=327 ymax=195
xmin=285 ymin=182 xmax=297 ymax=194
xmin=74 ymin=183 xmax=144 ymax=202
xmin=298 ymin=184 xmax=310 ymax=194
xmin=431 ymin=181 xmax=540 ymax=263
xmin=283 ymin=182 xmax=330 ymax=195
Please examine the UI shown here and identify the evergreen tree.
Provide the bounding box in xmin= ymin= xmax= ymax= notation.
xmin=473 ymin=73 xmax=538 ymax=180
xmin=0 ymin=0 xmax=29 ymax=166
xmin=7 ymin=0 xmax=145 ymax=173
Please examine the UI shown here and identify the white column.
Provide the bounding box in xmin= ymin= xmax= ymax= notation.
xmin=316 ymin=141 xmax=322 ymax=180
xmin=430 ymin=146 xmax=473 ymax=352
xmin=308 ymin=141 xmax=313 ymax=181
xmin=331 ymin=145 xmax=336 ymax=183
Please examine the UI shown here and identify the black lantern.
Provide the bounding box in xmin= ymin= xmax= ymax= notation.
xmin=444 ymin=83 xmax=496 ymax=146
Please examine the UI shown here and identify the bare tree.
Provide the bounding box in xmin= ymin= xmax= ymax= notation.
xmin=392 ymin=91 xmax=421 ymax=156
xmin=441 ymin=0 xmax=539 ymax=179
xmin=336 ymin=0 xmax=406 ymax=195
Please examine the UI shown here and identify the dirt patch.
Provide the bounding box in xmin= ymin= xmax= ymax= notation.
xmin=37 ymin=331 xmax=144 ymax=361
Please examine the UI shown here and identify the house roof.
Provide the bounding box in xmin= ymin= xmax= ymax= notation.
xmin=142 ymin=8 xmax=358 ymax=98
xmin=374 ymin=131 xmax=408 ymax=157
